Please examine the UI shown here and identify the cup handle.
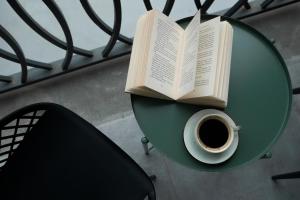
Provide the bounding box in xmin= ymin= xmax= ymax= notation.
xmin=233 ymin=125 xmax=241 ymax=132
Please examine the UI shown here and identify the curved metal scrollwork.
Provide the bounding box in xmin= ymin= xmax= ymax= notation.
xmin=261 ymin=0 xmax=274 ymax=9
xmin=143 ymin=0 xmax=175 ymax=16
xmin=224 ymin=0 xmax=251 ymax=17
xmin=0 ymin=75 xmax=11 ymax=83
xmin=194 ymin=0 xmax=202 ymax=10
xmin=7 ymin=0 xmax=92 ymax=57
xmin=194 ymin=0 xmax=215 ymax=14
xmin=0 ymin=49 xmax=52 ymax=70
xmin=102 ymin=0 xmax=122 ymax=57
xmin=0 ymin=0 xmax=298 ymax=93
xmin=80 ymin=0 xmax=132 ymax=45
xmin=0 ymin=25 xmax=27 ymax=83
xmin=42 ymin=0 xmax=73 ymax=70
xmin=202 ymin=0 xmax=215 ymax=14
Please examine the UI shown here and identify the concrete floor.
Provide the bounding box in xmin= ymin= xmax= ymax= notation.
xmin=1 ymin=1 xmax=300 ymax=200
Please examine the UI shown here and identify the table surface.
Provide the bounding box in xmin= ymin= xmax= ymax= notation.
xmin=131 ymin=16 xmax=292 ymax=171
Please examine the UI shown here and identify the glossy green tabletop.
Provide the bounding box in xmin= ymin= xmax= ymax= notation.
xmin=131 ymin=16 xmax=292 ymax=171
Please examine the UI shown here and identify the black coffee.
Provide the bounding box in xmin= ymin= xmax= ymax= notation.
xmin=198 ymin=118 xmax=228 ymax=148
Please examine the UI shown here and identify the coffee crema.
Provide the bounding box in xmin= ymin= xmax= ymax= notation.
xmin=198 ymin=118 xmax=229 ymax=149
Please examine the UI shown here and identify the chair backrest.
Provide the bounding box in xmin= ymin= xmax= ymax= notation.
xmin=0 ymin=104 xmax=46 ymax=169
xmin=0 ymin=103 xmax=155 ymax=200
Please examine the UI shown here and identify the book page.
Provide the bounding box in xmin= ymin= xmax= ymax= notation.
xmin=221 ymin=24 xmax=233 ymax=101
xmin=214 ymin=22 xmax=227 ymax=98
xmin=175 ymin=10 xmax=201 ymax=99
xmin=184 ymin=17 xmax=221 ymax=98
xmin=125 ymin=15 xmax=148 ymax=92
xmin=144 ymin=10 xmax=184 ymax=99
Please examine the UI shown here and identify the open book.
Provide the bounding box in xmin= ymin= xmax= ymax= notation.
xmin=125 ymin=10 xmax=233 ymax=108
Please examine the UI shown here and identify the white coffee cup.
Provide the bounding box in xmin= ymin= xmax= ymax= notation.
xmin=194 ymin=114 xmax=236 ymax=154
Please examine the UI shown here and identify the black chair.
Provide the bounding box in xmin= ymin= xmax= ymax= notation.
xmin=0 ymin=103 xmax=156 ymax=200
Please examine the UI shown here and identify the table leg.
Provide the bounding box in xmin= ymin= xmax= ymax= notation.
xmin=141 ymin=136 xmax=154 ymax=155
xmin=260 ymin=152 xmax=272 ymax=159
xmin=272 ymin=171 xmax=300 ymax=180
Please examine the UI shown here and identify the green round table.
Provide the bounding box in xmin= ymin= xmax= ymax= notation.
xmin=131 ymin=16 xmax=292 ymax=171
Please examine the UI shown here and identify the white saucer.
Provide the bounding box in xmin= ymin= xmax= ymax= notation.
xmin=183 ymin=109 xmax=239 ymax=164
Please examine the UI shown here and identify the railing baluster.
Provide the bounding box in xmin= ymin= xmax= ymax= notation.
xmin=194 ymin=0 xmax=202 ymax=10
xmin=162 ymin=0 xmax=175 ymax=16
xmin=0 ymin=75 xmax=11 ymax=83
xmin=202 ymin=0 xmax=215 ymax=14
xmin=102 ymin=0 xmax=121 ymax=57
xmin=244 ymin=1 xmax=251 ymax=9
xmin=42 ymin=0 xmax=73 ymax=71
xmin=224 ymin=0 xmax=251 ymax=17
xmin=143 ymin=0 xmax=153 ymax=10
xmin=0 ymin=25 xmax=27 ymax=83
xmin=261 ymin=0 xmax=274 ymax=9
xmin=0 ymin=0 xmax=298 ymax=93
xmin=236 ymin=0 xmax=300 ymax=20
xmin=80 ymin=0 xmax=132 ymax=45
xmin=0 ymin=49 xmax=52 ymax=70
xmin=143 ymin=0 xmax=175 ymax=16
xmin=7 ymin=0 xmax=93 ymax=57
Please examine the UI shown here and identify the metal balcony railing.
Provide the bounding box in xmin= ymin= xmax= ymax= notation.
xmin=0 ymin=0 xmax=299 ymax=94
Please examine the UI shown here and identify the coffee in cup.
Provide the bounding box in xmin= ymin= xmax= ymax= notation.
xmin=195 ymin=115 xmax=234 ymax=153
